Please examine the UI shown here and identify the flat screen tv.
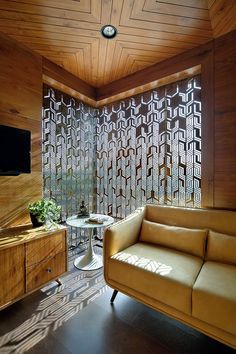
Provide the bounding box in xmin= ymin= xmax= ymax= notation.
xmin=0 ymin=125 xmax=31 ymax=176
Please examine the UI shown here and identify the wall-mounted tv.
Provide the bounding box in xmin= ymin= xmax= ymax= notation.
xmin=0 ymin=125 xmax=31 ymax=176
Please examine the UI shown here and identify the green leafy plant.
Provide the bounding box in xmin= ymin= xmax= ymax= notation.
xmin=28 ymin=198 xmax=61 ymax=225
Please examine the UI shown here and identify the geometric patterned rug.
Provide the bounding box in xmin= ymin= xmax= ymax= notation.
xmin=0 ymin=245 xmax=108 ymax=354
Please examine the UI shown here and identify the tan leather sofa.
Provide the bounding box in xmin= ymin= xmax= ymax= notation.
xmin=103 ymin=204 xmax=236 ymax=349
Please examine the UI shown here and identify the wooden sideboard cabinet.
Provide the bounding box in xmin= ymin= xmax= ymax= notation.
xmin=0 ymin=224 xmax=68 ymax=310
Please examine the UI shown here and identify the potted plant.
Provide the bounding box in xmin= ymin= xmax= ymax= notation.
xmin=28 ymin=198 xmax=61 ymax=228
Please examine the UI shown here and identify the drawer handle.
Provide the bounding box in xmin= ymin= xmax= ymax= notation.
xmin=46 ymin=267 xmax=52 ymax=273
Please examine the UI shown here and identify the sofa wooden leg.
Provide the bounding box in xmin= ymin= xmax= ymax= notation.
xmin=110 ymin=290 xmax=118 ymax=303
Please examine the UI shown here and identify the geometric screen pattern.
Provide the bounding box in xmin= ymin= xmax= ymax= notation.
xmin=43 ymin=85 xmax=97 ymax=246
xmin=96 ymin=76 xmax=201 ymax=219
xmin=43 ymin=76 xmax=201 ymax=232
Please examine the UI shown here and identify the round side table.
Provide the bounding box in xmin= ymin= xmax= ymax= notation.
xmin=66 ymin=214 xmax=114 ymax=271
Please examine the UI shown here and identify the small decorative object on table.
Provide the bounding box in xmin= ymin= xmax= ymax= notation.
xmin=85 ymin=216 xmax=108 ymax=224
xmin=28 ymin=198 xmax=61 ymax=228
xmin=77 ymin=200 xmax=89 ymax=218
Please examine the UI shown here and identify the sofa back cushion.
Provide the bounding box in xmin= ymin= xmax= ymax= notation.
xmin=145 ymin=204 xmax=236 ymax=236
xmin=206 ymin=230 xmax=236 ymax=265
xmin=140 ymin=220 xmax=207 ymax=258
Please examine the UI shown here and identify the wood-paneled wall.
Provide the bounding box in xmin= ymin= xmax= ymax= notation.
xmin=214 ymin=30 xmax=236 ymax=209
xmin=0 ymin=33 xmax=42 ymax=227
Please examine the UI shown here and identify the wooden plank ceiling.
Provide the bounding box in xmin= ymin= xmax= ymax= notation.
xmin=0 ymin=0 xmax=235 ymax=88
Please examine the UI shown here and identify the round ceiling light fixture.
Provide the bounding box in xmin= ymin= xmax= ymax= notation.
xmin=101 ymin=25 xmax=117 ymax=39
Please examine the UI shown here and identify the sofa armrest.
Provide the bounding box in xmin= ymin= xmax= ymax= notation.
xmin=103 ymin=206 xmax=146 ymax=283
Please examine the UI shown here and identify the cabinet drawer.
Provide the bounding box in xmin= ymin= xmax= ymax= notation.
xmin=26 ymin=251 xmax=66 ymax=292
xmin=26 ymin=231 xmax=66 ymax=266
xmin=0 ymin=245 xmax=25 ymax=308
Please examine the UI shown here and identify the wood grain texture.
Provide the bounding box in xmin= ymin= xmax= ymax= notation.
xmin=0 ymin=224 xmax=67 ymax=250
xmin=43 ymin=73 xmax=97 ymax=107
xmin=0 ymin=226 xmax=67 ymax=309
xmin=0 ymin=33 xmax=43 ymax=227
xmin=0 ymin=0 xmax=213 ymax=87
xmin=26 ymin=230 xmax=66 ymax=266
xmin=207 ymin=0 xmax=236 ymax=37
xmin=26 ymin=251 xmax=66 ymax=292
xmin=214 ymin=30 xmax=236 ymax=209
xmin=96 ymin=66 xmax=201 ymax=107
xmin=201 ymin=44 xmax=214 ymax=208
xmin=43 ymin=58 xmax=96 ymax=100
xmin=0 ymin=245 xmax=25 ymax=307
xmin=0 ymin=33 xmax=42 ymax=120
xmin=96 ymin=41 xmax=213 ymax=101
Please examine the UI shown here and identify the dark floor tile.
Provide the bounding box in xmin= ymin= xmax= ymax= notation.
xmin=53 ymin=302 xmax=171 ymax=354
xmin=25 ymin=332 xmax=72 ymax=354
xmin=95 ymin=290 xmax=235 ymax=354
xmin=94 ymin=287 xmax=146 ymax=325
xmin=0 ymin=290 xmax=47 ymax=335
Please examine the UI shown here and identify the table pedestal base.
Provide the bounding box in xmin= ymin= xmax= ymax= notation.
xmin=74 ymin=228 xmax=103 ymax=270
xmin=74 ymin=253 xmax=103 ymax=271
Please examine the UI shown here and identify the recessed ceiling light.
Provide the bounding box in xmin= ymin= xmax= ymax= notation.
xmin=101 ymin=25 xmax=117 ymax=39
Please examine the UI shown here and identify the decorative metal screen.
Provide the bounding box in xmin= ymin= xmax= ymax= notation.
xmin=43 ymin=85 xmax=97 ymax=246
xmin=96 ymin=76 xmax=201 ymax=218
xmin=43 ymin=75 xmax=201 ymax=234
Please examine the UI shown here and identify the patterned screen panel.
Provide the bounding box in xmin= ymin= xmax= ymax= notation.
xmin=96 ymin=76 xmax=201 ymax=218
xmin=43 ymin=75 xmax=201 ymax=235
xmin=43 ymin=86 xmax=97 ymax=246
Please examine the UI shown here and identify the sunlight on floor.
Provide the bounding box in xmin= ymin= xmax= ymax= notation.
xmin=0 ymin=254 xmax=107 ymax=354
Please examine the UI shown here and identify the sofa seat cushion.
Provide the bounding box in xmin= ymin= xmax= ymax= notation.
xmin=192 ymin=261 xmax=236 ymax=335
xmin=109 ymin=242 xmax=203 ymax=315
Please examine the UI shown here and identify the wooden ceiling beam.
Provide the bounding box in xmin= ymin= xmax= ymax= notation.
xmin=42 ymin=57 xmax=96 ymax=101
xmin=42 ymin=38 xmax=213 ymax=107
xmin=40 ymin=29 xmax=236 ymax=109
xmin=96 ymin=39 xmax=213 ymax=102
